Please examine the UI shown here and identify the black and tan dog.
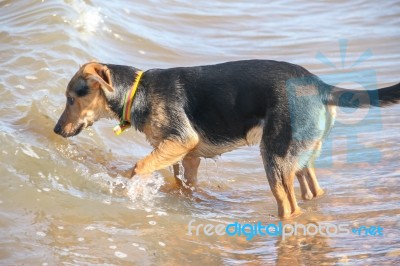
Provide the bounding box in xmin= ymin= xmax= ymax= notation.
xmin=54 ymin=60 xmax=399 ymax=218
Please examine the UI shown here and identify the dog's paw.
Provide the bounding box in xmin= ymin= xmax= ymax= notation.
xmin=118 ymin=168 xmax=133 ymax=178
xmin=130 ymin=164 xmax=137 ymax=178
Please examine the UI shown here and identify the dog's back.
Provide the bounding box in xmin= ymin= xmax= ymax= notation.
xmin=143 ymin=60 xmax=328 ymax=149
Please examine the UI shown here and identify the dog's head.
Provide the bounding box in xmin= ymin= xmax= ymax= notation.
xmin=54 ymin=62 xmax=115 ymax=137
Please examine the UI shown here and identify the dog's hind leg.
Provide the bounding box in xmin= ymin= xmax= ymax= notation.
xmin=260 ymin=138 xmax=302 ymax=218
xmin=259 ymin=109 xmax=327 ymax=218
xmin=296 ymin=139 xmax=325 ymax=200
xmin=261 ymin=155 xmax=302 ymax=219
xmin=300 ymin=141 xmax=324 ymax=198
xmin=173 ymin=156 xmax=201 ymax=186
xmin=303 ymin=164 xmax=324 ymax=198
xmin=296 ymin=167 xmax=324 ymax=200
xmin=296 ymin=169 xmax=314 ymax=200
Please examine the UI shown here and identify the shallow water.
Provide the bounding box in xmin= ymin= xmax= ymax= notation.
xmin=1 ymin=0 xmax=399 ymax=265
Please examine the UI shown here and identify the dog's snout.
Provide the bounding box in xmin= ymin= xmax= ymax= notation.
xmin=54 ymin=123 xmax=62 ymax=135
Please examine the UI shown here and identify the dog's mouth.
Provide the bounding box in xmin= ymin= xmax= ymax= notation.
xmin=56 ymin=123 xmax=85 ymax=138
xmin=73 ymin=123 xmax=85 ymax=136
xmin=55 ymin=118 xmax=96 ymax=138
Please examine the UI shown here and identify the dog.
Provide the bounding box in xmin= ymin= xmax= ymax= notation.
xmin=54 ymin=60 xmax=399 ymax=218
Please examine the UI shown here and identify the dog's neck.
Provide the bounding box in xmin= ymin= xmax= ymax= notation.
xmin=104 ymin=65 xmax=146 ymax=127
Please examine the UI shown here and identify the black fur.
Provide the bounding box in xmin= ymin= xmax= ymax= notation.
xmin=104 ymin=60 xmax=399 ymax=150
xmin=70 ymin=59 xmax=399 ymax=218
xmin=329 ymin=82 xmax=400 ymax=108
xmin=107 ymin=60 xmax=400 ymax=149
xmin=71 ymin=78 xmax=90 ymax=97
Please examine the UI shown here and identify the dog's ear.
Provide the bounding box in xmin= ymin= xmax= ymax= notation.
xmin=83 ymin=63 xmax=114 ymax=94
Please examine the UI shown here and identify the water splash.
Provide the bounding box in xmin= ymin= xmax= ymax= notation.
xmin=125 ymin=173 xmax=165 ymax=206
xmin=201 ymin=157 xmax=227 ymax=189
xmin=82 ymin=167 xmax=165 ymax=208
xmin=175 ymin=161 xmax=187 ymax=184
xmin=64 ymin=0 xmax=106 ymax=34
xmin=174 ymin=161 xmax=194 ymax=190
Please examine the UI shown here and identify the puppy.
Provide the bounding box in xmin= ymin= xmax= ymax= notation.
xmin=54 ymin=60 xmax=400 ymax=218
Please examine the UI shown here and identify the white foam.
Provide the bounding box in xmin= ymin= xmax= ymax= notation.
xmin=102 ymin=199 xmax=111 ymax=205
xmin=21 ymin=144 xmax=40 ymax=159
xmin=67 ymin=0 xmax=104 ymax=34
xmin=36 ymin=231 xmax=46 ymax=237
xmin=113 ymin=33 xmax=123 ymax=40
xmin=87 ymin=170 xmax=164 ymax=210
xmin=85 ymin=225 xmax=95 ymax=231
xmin=126 ymin=173 xmax=165 ymax=205
xmin=114 ymin=251 xmax=127 ymax=258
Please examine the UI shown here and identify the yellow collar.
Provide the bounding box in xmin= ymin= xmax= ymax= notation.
xmin=113 ymin=71 xmax=143 ymax=135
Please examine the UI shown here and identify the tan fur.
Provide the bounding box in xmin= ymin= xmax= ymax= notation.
xmin=187 ymin=122 xmax=264 ymax=158
xmin=296 ymin=170 xmax=314 ymax=200
xmin=327 ymin=105 xmax=337 ymax=127
xmin=82 ymin=62 xmax=114 ymax=93
xmin=328 ymin=105 xmax=337 ymax=118
xmin=57 ymin=63 xmax=114 ymax=137
xmin=270 ymin=169 xmax=302 ymax=219
xmin=142 ymin=122 xmax=162 ymax=148
xmin=303 ymin=167 xmax=324 ymax=197
xmin=245 ymin=122 xmax=264 ymax=146
xmin=133 ymin=135 xmax=199 ymax=176
xmin=189 ymin=138 xmax=244 ymax=158
xmin=173 ymin=156 xmax=201 ymax=186
xmin=134 ymin=112 xmax=200 ymax=176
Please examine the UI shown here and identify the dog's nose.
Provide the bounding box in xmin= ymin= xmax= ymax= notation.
xmin=54 ymin=124 xmax=62 ymax=135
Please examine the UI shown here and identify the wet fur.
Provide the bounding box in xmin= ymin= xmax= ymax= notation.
xmin=54 ymin=60 xmax=400 ymax=218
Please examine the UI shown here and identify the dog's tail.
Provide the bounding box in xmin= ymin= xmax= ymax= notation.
xmin=327 ymin=82 xmax=400 ymax=108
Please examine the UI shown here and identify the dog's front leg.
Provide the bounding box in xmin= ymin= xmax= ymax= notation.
xmin=173 ymin=156 xmax=201 ymax=186
xmin=131 ymin=137 xmax=199 ymax=177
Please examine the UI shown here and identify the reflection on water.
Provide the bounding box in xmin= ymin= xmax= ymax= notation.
xmin=0 ymin=0 xmax=399 ymax=264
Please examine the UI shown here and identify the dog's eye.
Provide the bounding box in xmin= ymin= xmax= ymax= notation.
xmin=67 ymin=96 xmax=74 ymax=105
